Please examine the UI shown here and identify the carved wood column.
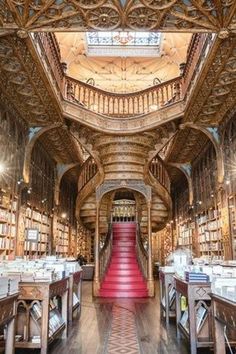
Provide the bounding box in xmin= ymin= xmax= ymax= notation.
xmin=93 ymin=200 xmax=100 ymax=296
xmin=147 ymin=201 xmax=155 ymax=297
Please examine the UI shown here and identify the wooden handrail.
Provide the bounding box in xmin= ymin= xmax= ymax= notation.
xmin=78 ymin=157 xmax=98 ymax=192
xmin=149 ymin=155 xmax=170 ymax=193
xmin=99 ymin=223 xmax=113 ymax=281
xmin=65 ymin=76 xmax=182 ymax=118
xmin=136 ymin=223 xmax=148 ymax=279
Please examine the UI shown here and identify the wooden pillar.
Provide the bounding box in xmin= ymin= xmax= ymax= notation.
xmin=93 ymin=200 xmax=100 ymax=296
xmin=147 ymin=201 xmax=155 ymax=297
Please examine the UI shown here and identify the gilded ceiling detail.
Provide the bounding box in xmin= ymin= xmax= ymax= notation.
xmin=56 ymin=32 xmax=191 ymax=93
xmin=0 ymin=1 xmax=234 ymax=33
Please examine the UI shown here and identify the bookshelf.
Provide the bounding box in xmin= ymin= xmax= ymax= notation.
xmin=178 ymin=220 xmax=194 ymax=250
xmin=228 ymin=196 xmax=236 ymax=259
xmin=70 ymin=227 xmax=77 ymax=257
xmin=15 ymin=278 xmax=69 ymax=354
xmin=0 ymin=293 xmax=19 ymax=354
xmin=175 ymin=276 xmax=213 ymax=354
xmin=24 ymin=206 xmax=51 ymax=258
xmin=196 ymin=208 xmax=223 ymax=261
xmin=0 ymin=192 xmax=17 ymax=259
xmin=56 ymin=220 xmax=69 ymax=256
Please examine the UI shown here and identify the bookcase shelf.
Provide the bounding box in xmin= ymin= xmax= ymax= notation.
xmin=196 ymin=208 xmax=223 ymax=261
xmin=0 ymin=192 xmax=18 ymax=259
xmin=23 ymin=206 xmax=51 ymax=258
xmin=56 ymin=220 xmax=69 ymax=257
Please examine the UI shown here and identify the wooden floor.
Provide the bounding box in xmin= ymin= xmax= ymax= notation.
xmin=16 ymin=281 xmax=213 ymax=354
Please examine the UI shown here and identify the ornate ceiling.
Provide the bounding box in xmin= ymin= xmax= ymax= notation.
xmin=0 ymin=1 xmax=235 ymax=34
xmin=56 ymin=32 xmax=191 ymax=93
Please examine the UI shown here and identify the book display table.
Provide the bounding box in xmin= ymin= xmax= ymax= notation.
xmin=0 ymin=294 xmax=18 ymax=354
xmin=174 ymin=276 xmax=213 ymax=354
xmin=159 ymin=269 xmax=175 ymax=326
xmin=211 ymin=294 xmax=236 ymax=354
xmin=69 ymin=270 xmax=82 ymax=322
xmin=15 ymin=278 xmax=69 ymax=354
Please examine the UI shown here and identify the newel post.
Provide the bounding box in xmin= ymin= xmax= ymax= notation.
xmin=147 ymin=200 xmax=155 ymax=297
xmin=93 ymin=199 xmax=100 ymax=296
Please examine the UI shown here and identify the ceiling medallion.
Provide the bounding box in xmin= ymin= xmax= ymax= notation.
xmin=127 ymin=6 xmax=158 ymax=30
xmin=87 ymin=6 xmax=121 ymax=30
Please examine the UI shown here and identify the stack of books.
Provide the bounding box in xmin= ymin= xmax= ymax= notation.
xmin=185 ymin=272 xmax=209 ymax=283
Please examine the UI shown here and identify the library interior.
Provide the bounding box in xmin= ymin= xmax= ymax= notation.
xmin=0 ymin=1 xmax=236 ymax=354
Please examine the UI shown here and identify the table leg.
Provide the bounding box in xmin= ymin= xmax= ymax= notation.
xmin=41 ymin=297 xmax=49 ymax=354
xmin=165 ymin=280 xmax=169 ymax=327
xmin=61 ymin=289 xmax=68 ymax=339
xmin=5 ymin=317 xmax=15 ymax=354
xmin=188 ymin=298 xmax=197 ymax=354
xmin=176 ymin=290 xmax=181 ymax=340
xmin=214 ymin=318 xmax=226 ymax=354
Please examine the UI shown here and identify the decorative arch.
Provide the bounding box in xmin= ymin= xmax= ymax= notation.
xmin=168 ymin=162 xmax=193 ymax=205
xmin=180 ymin=123 xmax=225 ymax=185
xmin=23 ymin=124 xmax=62 ymax=184
xmin=96 ymin=180 xmax=152 ymax=204
xmin=55 ymin=163 xmax=81 ymax=205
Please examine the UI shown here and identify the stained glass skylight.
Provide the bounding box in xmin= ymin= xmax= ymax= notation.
xmin=86 ymin=32 xmax=162 ymax=57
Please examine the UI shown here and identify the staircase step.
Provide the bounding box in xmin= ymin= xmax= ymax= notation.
xmin=109 ymin=263 xmax=139 ymax=269
xmin=113 ymin=246 xmax=134 ymax=252
xmin=101 ymin=282 xmax=147 ymax=290
xmin=104 ymin=275 xmax=143 ymax=283
xmin=110 ymin=258 xmax=137 ymax=264
xmin=107 ymin=269 xmax=142 ymax=276
xmin=99 ymin=289 xmax=148 ymax=298
xmin=113 ymin=241 xmax=135 ymax=246
xmin=112 ymin=252 xmax=136 ymax=258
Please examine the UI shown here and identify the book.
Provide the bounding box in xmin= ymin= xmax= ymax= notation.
xmin=196 ymin=305 xmax=207 ymax=333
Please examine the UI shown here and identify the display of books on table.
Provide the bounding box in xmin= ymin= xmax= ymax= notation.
xmin=161 ymin=285 xmax=175 ymax=308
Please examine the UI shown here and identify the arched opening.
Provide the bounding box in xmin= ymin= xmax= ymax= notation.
xmin=112 ymin=190 xmax=136 ymax=223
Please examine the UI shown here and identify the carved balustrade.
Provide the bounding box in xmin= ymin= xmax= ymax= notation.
xmin=136 ymin=223 xmax=148 ymax=279
xmin=65 ymin=76 xmax=182 ymax=118
xmin=99 ymin=223 xmax=113 ymax=281
xmin=78 ymin=157 xmax=98 ymax=192
xmin=182 ymin=33 xmax=215 ymax=98
xmin=32 ymin=32 xmax=215 ymax=119
xmin=149 ymin=156 xmax=170 ymax=193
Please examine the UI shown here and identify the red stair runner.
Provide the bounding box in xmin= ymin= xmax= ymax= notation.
xmin=99 ymin=222 xmax=148 ymax=298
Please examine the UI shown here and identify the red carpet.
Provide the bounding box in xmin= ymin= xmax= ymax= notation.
xmin=99 ymin=222 xmax=148 ymax=298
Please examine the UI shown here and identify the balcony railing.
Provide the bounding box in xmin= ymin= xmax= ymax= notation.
xmin=149 ymin=156 xmax=170 ymax=193
xmin=32 ymin=32 xmax=213 ymax=119
xmin=65 ymin=76 xmax=182 ymax=118
xmin=78 ymin=157 xmax=98 ymax=192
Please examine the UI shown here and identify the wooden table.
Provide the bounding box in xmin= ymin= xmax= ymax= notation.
xmin=159 ymin=270 xmax=175 ymax=326
xmin=0 ymin=293 xmax=18 ymax=354
xmin=15 ymin=277 xmax=69 ymax=354
xmin=211 ymin=293 xmax=236 ymax=354
xmin=174 ymin=276 xmax=213 ymax=354
xmin=69 ymin=270 xmax=82 ymax=322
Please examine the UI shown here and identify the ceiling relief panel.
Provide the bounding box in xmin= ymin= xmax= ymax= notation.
xmin=184 ymin=35 xmax=236 ymax=126
xmin=0 ymin=1 xmax=234 ymax=33
xmin=56 ymin=32 xmax=191 ymax=93
xmin=0 ymin=34 xmax=62 ymax=125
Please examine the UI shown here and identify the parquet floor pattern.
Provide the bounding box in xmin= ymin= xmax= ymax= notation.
xmin=106 ymin=303 xmax=140 ymax=354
